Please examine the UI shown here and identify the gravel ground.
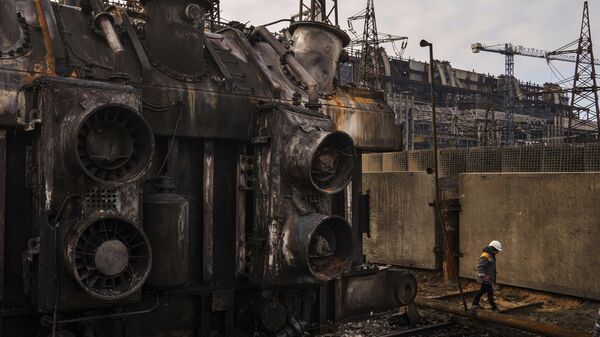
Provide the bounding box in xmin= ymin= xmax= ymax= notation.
xmin=315 ymin=269 xmax=599 ymax=337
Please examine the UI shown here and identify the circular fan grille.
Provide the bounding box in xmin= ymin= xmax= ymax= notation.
xmin=75 ymin=105 xmax=153 ymax=185
xmin=68 ymin=218 xmax=152 ymax=300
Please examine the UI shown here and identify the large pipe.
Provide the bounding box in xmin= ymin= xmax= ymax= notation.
xmin=253 ymin=26 xmax=320 ymax=107
xmin=88 ymin=0 xmax=125 ymax=75
xmin=415 ymin=298 xmax=588 ymax=337
xmin=0 ymin=0 xmax=21 ymax=50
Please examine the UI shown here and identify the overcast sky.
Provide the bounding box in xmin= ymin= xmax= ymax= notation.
xmin=220 ymin=0 xmax=599 ymax=86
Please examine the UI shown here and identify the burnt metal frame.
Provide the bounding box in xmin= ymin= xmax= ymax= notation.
xmin=298 ymin=0 xmax=338 ymax=26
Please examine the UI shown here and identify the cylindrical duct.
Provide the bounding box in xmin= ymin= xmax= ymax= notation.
xmin=62 ymin=104 xmax=154 ymax=185
xmin=144 ymin=176 xmax=191 ymax=287
xmin=284 ymin=130 xmax=355 ymax=194
xmin=282 ymin=214 xmax=353 ymax=282
xmin=0 ymin=0 xmax=21 ymax=50
xmin=289 ymin=22 xmax=350 ymax=94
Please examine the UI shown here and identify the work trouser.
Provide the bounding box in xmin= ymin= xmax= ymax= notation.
xmin=593 ymin=309 xmax=600 ymax=337
xmin=472 ymin=283 xmax=497 ymax=309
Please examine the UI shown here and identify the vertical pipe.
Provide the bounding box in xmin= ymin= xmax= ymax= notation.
xmin=0 ymin=130 xmax=5 ymax=301
xmin=422 ymin=40 xmax=468 ymax=310
xmin=203 ymin=140 xmax=214 ymax=284
xmin=235 ymin=145 xmax=246 ymax=277
xmin=0 ymin=0 xmax=20 ymax=50
xmin=351 ymin=150 xmax=363 ymax=265
xmin=310 ymin=0 xmax=316 ymax=21
xmin=201 ymin=140 xmax=214 ymax=337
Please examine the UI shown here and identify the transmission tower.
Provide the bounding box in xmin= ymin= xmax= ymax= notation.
xmin=566 ymin=1 xmax=600 ymax=141
xmin=347 ymin=0 xmax=407 ymax=90
xmin=503 ymin=48 xmax=516 ymax=145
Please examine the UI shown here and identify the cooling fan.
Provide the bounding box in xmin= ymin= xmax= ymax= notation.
xmin=65 ymin=217 xmax=152 ymax=300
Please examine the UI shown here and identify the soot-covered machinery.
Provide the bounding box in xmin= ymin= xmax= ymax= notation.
xmin=0 ymin=0 xmax=416 ymax=335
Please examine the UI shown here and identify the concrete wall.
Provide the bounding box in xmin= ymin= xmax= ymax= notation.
xmin=459 ymin=173 xmax=600 ymax=300
xmin=362 ymin=172 xmax=436 ymax=269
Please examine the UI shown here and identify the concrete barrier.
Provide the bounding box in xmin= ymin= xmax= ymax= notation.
xmin=459 ymin=173 xmax=600 ymax=300
xmin=363 ymin=172 xmax=436 ymax=269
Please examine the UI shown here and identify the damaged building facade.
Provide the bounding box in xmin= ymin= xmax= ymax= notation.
xmin=340 ymin=53 xmax=575 ymax=149
xmin=0 ymin=0 xmax=417 ymax=336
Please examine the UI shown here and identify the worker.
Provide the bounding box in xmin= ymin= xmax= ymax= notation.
xmin=471 ymin=240 xmax=502 ymax=311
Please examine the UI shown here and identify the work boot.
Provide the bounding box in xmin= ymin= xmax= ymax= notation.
xmin=470 ymin=304 xmax=481 ymax=317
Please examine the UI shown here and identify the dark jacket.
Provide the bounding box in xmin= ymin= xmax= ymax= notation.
xmin=476 ymin=246 xmax=497 ymax=284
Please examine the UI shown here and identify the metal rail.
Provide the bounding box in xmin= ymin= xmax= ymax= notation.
xmin=416 ymin=297 xmax=588 ymax=337
xmin=381 ymin=320 xmax=455 ymax=337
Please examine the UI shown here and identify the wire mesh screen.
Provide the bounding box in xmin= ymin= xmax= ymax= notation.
xmin=363 ymin=153 xmax=383 ymax=172
xmin=466 ymin=146 xmax=502 ymax=173
xmin=439 ymin=148 xmax=467 ymax=178
xmin=382 ymin=152 xmax=408 ymax=172
xmin=363 ymin=143 xmax=600 ymax=177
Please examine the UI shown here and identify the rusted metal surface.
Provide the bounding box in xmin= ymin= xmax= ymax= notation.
xmin=0 ymin=0 xmax=20 ymax=50
xmin=325 ymin=87 xmax=402 ymax=151
xmin=0 ymin=0 xmax=409 ymax=335
xmin=253 ymin=26 xmax=320 ymax=106
xmin=416 ymin=297 xmax=589 ymax=337
xmin=339 ymin=267 xmax=417 ymax=320
xmin=289 ymin=21 xmax=350 ymax=94
xmin=440 ymin=199 xmax=460 ymax=282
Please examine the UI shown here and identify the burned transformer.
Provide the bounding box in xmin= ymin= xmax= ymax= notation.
xmin=0 ymin=0 xmax=416 ymax=336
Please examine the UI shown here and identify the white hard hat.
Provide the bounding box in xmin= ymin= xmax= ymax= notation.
xmin=489 ymin=240 xmax=503 ymax=252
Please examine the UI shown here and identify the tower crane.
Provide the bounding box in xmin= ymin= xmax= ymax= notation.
xmin=472 ymin=43 xmax=600 ymax=65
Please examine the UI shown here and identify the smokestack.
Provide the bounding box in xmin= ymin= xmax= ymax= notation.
xmin=289 ymin=22 xmax=349 ymax=94
xmin=0 ymin=0 xmax=21 ymax=50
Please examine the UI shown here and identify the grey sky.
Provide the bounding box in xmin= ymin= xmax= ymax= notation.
xmin=220 ymin=0 xmax=599 ymax=86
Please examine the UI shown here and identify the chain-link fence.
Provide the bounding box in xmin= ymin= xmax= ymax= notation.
xmin=364 ymin=143 xmax=600 ymax=178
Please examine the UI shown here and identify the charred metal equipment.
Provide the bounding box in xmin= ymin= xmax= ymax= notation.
xmin=415 ymin=297 xmax=589 ymax=337
xmin=0 ymin=0 xmax=405 ymax=336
